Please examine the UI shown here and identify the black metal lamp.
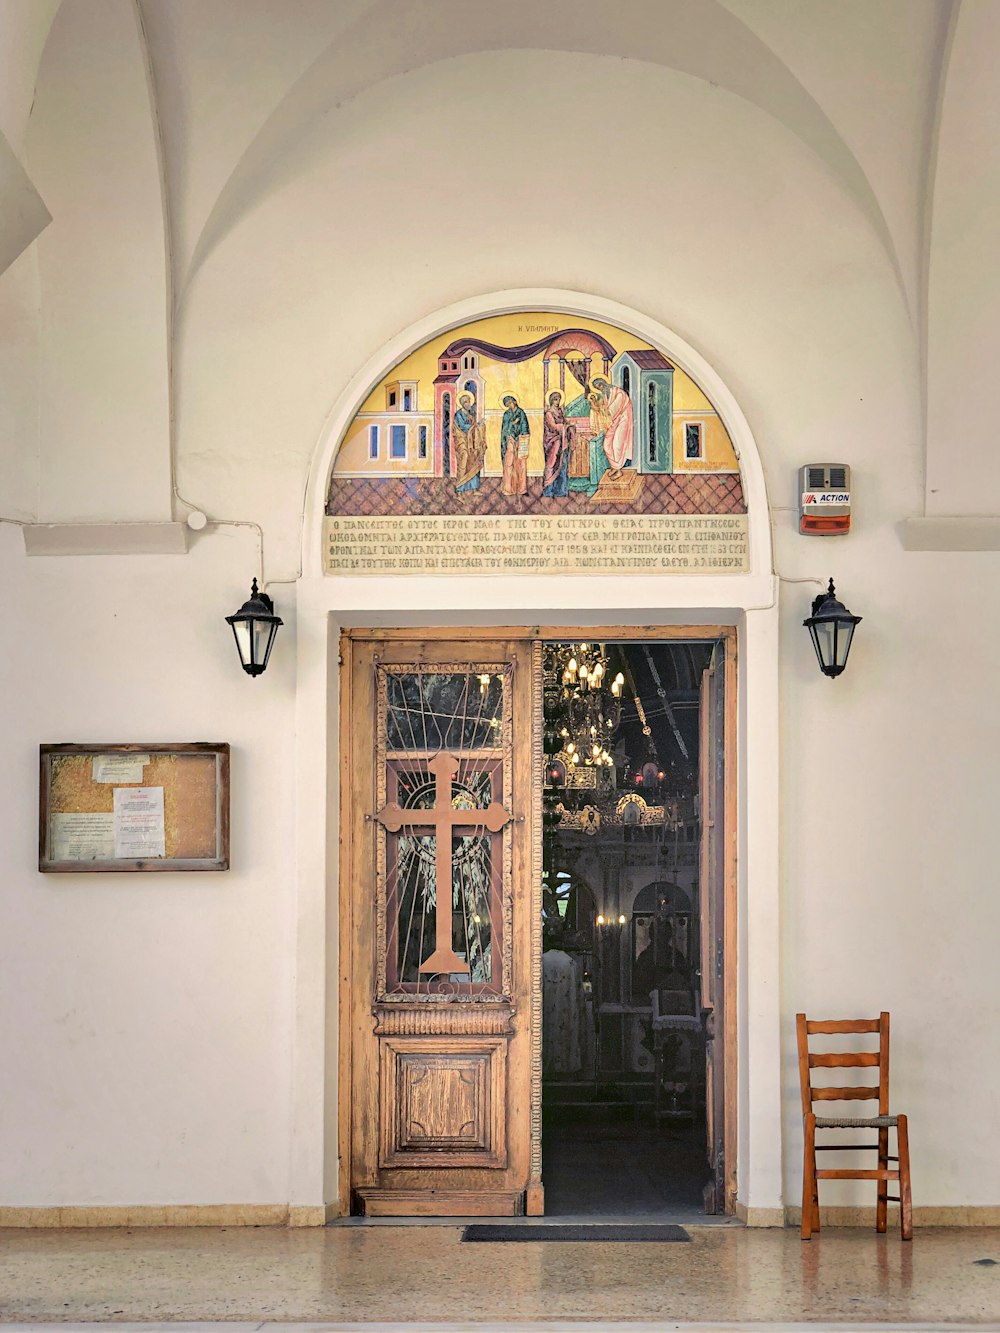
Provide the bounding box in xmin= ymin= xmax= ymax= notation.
xmin=803 ymin=578 xmax=862 ymax=678
xmin=225 ymin=578 xmax=283 ymax=677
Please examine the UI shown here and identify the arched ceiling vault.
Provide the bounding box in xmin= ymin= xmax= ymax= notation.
xmin=153 ymin=0 xmax=929 ymax=317
xmin=5 ymin=2 xmax=955 ymax=337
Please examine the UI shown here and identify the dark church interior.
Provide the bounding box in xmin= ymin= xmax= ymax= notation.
xmin=541 ymin=640 xmax=719 ymax=1217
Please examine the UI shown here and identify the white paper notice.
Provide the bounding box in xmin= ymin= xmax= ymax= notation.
xmin=113 ymin=786 xmax=165 ymax=859
xmin=93 ymin=753 xmax=150 ymax=784
xmin=51 ymin=813 xmax=115 ymax=861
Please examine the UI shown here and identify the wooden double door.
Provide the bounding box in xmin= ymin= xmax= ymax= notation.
xmin=339 ymin=629 xmax=735 ymax=1217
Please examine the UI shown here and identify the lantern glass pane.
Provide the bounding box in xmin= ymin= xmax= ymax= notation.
xmin=813 ymin=620 xmax=837 ymax=671
xmin=233 ymin=619 xmax=252 ymax=667
xmin=253 ymin=619 xmax=275 ymax=667
xmin=835 ymin=620 xmax=855 ymax=668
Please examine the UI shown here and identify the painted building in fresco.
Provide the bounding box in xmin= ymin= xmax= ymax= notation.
xmin=329 ymin=313 xmax=744 ymax=519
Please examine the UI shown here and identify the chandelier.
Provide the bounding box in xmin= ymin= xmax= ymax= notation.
xmin=543 ymin=642 xmax=626 ymax=773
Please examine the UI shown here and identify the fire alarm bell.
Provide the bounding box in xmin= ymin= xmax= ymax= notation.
xmin=799 ymin=464 xmax=851 ymax=536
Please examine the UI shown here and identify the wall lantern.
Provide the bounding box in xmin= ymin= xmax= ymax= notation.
xmin=225 ymin=578 xmax=283 ymax=677
xmin=803 ymin=578 xmax=862 ymax=679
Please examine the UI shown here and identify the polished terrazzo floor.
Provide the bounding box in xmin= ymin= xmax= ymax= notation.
xmin=1 ymin=1225 xmax=1000 ymax=1326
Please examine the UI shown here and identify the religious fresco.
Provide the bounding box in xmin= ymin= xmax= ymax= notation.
xmin=325 ymin=312 xmax=748 ymax=576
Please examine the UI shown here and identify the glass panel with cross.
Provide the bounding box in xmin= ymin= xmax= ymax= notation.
xmin=375 ymin=666 xmax=512 ymax=999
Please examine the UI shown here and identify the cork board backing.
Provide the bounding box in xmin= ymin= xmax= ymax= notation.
xmin=39 ymin=743 xmax=230 ymax=872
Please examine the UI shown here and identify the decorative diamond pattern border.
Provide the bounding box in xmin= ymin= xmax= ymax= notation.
xmin=328 ymin=473 xmax=746 ymax=518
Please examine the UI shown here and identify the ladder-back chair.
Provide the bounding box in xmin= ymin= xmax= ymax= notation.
xmin=796 ymin=1012 xmax=912 ymax=1240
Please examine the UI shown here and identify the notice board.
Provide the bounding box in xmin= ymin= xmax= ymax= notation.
xmin=39 ymin=743 xmax=230 ymax=872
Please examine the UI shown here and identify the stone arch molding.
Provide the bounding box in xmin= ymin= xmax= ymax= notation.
xmin=304 ymin=288 xmax=773 ymax=584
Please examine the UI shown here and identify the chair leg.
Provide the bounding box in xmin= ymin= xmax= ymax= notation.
xmin=897 ymin=1114 xmax=913 ymax=1240
xmin=876 ymin=1125 xmax=889 ymax=1233
xmin=801 ymin=1114 xmax=818 ymax=1240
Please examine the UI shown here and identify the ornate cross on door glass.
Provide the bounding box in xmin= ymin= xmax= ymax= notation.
xmin=375 ymin=664 xmax=514 ymax=999
xmin=376 ymin=751 xmax=511 ymax=975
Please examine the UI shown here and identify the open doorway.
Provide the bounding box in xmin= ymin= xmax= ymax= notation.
xmin=540 ymin=638 xmax=729 ymax=1217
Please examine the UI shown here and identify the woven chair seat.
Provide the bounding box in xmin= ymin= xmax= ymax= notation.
xmin=814 ymin=1114 xmax=897 ymax=1129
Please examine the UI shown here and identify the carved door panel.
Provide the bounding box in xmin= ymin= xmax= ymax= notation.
xmin=342 ymin=635 xmax=537 ymax=1216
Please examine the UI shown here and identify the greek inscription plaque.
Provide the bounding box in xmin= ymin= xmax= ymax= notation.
xmin=325 ymin=514 xmax=748 ymax=576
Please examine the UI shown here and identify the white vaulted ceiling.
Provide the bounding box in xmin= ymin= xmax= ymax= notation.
xmin=130 ymin=0 xmax=950 ymax=317
xmin=0 ymin=0 xmax=954 ymax=307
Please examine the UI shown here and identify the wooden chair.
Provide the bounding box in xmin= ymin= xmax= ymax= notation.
xmin=796 ymin=1012 xmax=912 ymax=1240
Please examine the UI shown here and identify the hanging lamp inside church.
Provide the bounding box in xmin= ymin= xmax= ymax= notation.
xmin=225 ymin=578 xmax=283 ymax=677
xmin=543 ymin=642 xmax=622 ymax=772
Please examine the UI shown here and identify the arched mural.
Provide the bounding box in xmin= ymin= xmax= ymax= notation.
xmin=324 ymin=312 xmax=747 ymax=576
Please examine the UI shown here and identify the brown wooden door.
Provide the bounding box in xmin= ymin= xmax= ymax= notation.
xmin=698 ymin=640 xmax=733 ymax=1213
xmin=340 ymin=633 xmax=536 ymax=1216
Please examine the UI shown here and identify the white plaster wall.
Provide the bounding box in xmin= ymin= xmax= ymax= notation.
xmin=0 ymin=526 xmax=297 ymax=1205
xmin=775 ymin=531 xmax=1000 ymax=1207
xmin=137 ymin=0 xmax=371 ymax=285
xmin=2 ymin=21 xmax=999 ymax=1216
xmin=0 ymin=247 xmax=40 ymax=519
xmin=926 ymin=0 xmax=1000 ymax=516
xmin=24 ymin=0 xmax=172 ymax=523
xmin=720 ymin=0 xmax=948 ymax=326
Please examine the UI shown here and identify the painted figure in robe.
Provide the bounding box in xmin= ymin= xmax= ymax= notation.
xmin=500 ymin=394 xmax=529 ymax=496
xmin=576 ymin=387 xmax=613 ymax=493
xmin=591 ymin=376 xmax=634 ymax=472
xmin=542 ymin=391 xmax=573 ymax=498
xmin=453 ymin=392 xmax=487 ymax=492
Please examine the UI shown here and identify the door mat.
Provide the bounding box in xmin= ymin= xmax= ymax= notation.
xmin=461 ymin=1224 xmax=690 ymax=1242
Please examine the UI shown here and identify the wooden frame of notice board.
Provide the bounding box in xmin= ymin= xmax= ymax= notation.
xmin=39 ymin=743 xmax=230 ymax=872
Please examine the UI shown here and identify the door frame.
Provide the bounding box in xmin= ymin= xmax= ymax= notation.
xmin=338 ymin=623 xmax=738 ymax=1216
xmin=297 ymin=291 xmax=781 ymax=1223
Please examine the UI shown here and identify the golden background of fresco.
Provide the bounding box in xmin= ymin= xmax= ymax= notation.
xmin=333 ymin=312 xmax=739 ymax=479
